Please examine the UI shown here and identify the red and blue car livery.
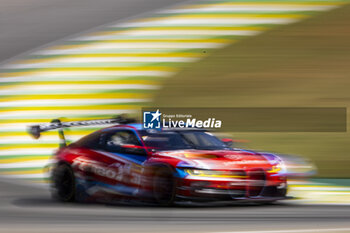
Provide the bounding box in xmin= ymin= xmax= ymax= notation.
xmin=29 ymin=116 xmax=288 ymax=205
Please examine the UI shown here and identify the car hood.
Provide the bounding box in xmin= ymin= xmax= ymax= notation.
xmin=153 ymin=149 xmax=274 ymax=170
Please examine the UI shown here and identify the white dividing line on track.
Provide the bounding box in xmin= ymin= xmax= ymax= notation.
xmin=0 ymin=136 xmax=85 ymax=144
xmin=0 ymin=109 xmax=136 ymax=119
xmin=49 ymin=56 xmax=197 ymax=63
xmin=72 ymin=29 xmax=261 ymax=40
xmin=0 ymin=84 xmax=160 ymax=95
xmin=0 ymin=123 xmax=121 ymax=132
xmin=0 ymin=173 xmax=49 ymax=179
xmin=0 ymin=98 xmax=150 ymax=107
xmin=35 ymin=42 xmax=227 ymax=55
xmin=0 ymin=76 xmax=158 ymax=83
xmin=0 ymin=160 xmax=51 ymax=169
xmin=80 ymin=42 xmax=226 ymax=49
xmin=214 ymin=227 xmax=350 ymax=233
xmin=292 ymin=186 xmax=350 ymax=191
xmin=116 ymin=18 xmax=299 ymax=27
xmin=33 ymin=48 xmax=188 ymax=55
xmin=5 ymin=57 xmax=199 ymax=69
xmin=0 ymin=149 xmax=54 ymax=156
xmin=0 ymin=70 xmax=173 ymax=80
xmin=163 ymin=5 xmax=339 ymax=13
xmin=0 ymin=139 xmax=75 ymax=144
xmin=0 ymin=73 xmax=173 ymax=83
xmin=33 ymin=42 xmax=226 ymax=55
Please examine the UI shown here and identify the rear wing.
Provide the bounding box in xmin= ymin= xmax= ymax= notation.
xmin=28 ymin=115 xmax=136 ymax=147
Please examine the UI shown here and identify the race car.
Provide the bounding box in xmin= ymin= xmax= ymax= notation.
xmin=28 ymin=116 xmax=288 ymax=205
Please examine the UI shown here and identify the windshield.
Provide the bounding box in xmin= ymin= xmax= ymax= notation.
xmin=139 ymin=130 xmax=230 ymax=151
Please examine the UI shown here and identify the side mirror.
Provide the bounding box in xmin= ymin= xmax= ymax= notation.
xmin=121 ymin=144 xmax=147 ymax=155
xmin=221 ymin=138 xmax=233 ymax=147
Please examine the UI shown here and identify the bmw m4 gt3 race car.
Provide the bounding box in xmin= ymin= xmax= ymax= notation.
xmin=28 ymin=116 xmax=288 ymax=205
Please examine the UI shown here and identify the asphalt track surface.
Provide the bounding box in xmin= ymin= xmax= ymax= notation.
xmin=1 ymin=179 xmax=350 ymax=233
xmin=1 ymin=0 xmax=350 ymax=232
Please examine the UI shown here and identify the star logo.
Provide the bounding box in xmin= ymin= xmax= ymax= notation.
xmin=150 ymin=109 xmax=161 ymax=122
xmin=143 ymin=109 xmax=162 ymax=129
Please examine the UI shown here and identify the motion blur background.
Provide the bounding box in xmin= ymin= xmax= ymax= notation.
xmin=154 ymin=3 xmax=350 ymax=178
xmin=1 ymin=0 xmax=349 ymax=180
xmin=0 ymin=0 xmax=350 ymax=232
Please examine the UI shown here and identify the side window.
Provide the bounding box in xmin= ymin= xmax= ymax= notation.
xmin=104 ymin=130 xmax=142 ymax=153
xmin=73 ymin=131 xmax=103 ymax=149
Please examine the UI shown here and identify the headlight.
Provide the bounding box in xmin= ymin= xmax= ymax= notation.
xmin=184 ymin=169 xmax=246 ymax=178
xmin=267 ymin=163 xmax=282 ymax=173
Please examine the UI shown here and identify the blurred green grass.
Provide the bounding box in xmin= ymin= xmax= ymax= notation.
xmin=153 ymin=5 xmax=350 ymax=177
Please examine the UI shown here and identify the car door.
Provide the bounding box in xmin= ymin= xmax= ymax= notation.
xmin=91 ymin=129 xmax=147 ymax=197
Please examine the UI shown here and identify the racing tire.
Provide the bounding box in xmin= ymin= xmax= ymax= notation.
xmin=51 ymin=163 xmax=76 ymax=202
xmin=153 ymin=167 xmax=176 ymax=206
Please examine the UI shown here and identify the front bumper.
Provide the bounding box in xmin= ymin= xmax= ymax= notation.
xmin=176 ymin=176 xmax=288 ymax=202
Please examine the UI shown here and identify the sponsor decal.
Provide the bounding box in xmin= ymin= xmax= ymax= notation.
xmin=72 ymin=157 xmax=141 ymax=185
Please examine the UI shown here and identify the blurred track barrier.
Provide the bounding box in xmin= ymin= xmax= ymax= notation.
xmin=289 ymin=179 xmax=350 ymax=205
xmin=0 ymin=0 xmax=349 ymax=183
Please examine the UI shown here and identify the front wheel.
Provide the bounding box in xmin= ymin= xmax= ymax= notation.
xmin=153 ymin=167 xmax=176 ymax=206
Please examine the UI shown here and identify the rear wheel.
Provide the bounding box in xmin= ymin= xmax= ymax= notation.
xmin=153 ymin=167 xmax=176 ymax=206
xmin=51 ymin=163 xmax=76 ymax=202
